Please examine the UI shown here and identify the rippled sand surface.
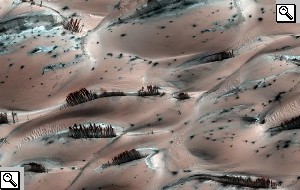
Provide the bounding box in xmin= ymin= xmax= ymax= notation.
xmin=0 ymin=0 xmax=300 ymax=189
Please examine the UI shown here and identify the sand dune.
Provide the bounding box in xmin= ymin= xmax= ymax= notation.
xmin=0 ymin=0 xmax=299 ymax=189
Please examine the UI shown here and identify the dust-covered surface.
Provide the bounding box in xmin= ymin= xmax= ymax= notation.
xmin=0 ymin=0 xmax=300 ymax=189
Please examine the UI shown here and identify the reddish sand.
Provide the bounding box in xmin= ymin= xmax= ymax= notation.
xmin=0 ymin=0 xmax=299 ymax=189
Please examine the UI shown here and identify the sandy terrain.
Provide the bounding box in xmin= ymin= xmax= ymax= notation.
xmin=0 ymin=0 xmax=299 ymax=189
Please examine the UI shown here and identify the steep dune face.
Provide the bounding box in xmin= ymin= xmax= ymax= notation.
xmin=0 ymin=0 xmax=299 ymax=189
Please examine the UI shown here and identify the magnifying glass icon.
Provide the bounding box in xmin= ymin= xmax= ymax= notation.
xmin=3 ymin=173 xmax=17 ymax=187
xmin=279 ymin=6 xmax=293 ymax=20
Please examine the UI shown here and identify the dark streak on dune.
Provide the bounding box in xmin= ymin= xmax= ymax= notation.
xmin=162 ymin=174 xmax=278 ymax=189
xmin=267 ymin=116 xmax=300 ymax=136
xmin=0 ymin=14 xmax=58 ymax=34
xmin=109 ymin=0 xmax=203 ymax=27
xmin=105 ymin=149 xmax=143 ymax=167
xmin=22 ymin=162 xmax=46 ymax=173
xmin=277 ymin=55 xmax=300 ymax=66
xmin=69 ymin=124 xmax=116 ymax=139
xmin=177 ymin=50 xmax=234 ymax=68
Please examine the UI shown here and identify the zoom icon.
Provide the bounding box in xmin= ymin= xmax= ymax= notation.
xmin=0 ymin=167 xmax=24 ymax=190
xmin=276 ymin=4 xmax=296 ymax=23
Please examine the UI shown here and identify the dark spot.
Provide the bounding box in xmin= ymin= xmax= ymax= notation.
xmin=62 ymin=6 xmax=69 ymax=10
xmin=283 ymin=140 xmax=291 ymax=148
xmin=153 ymin=62 xmax=159 ymax=67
